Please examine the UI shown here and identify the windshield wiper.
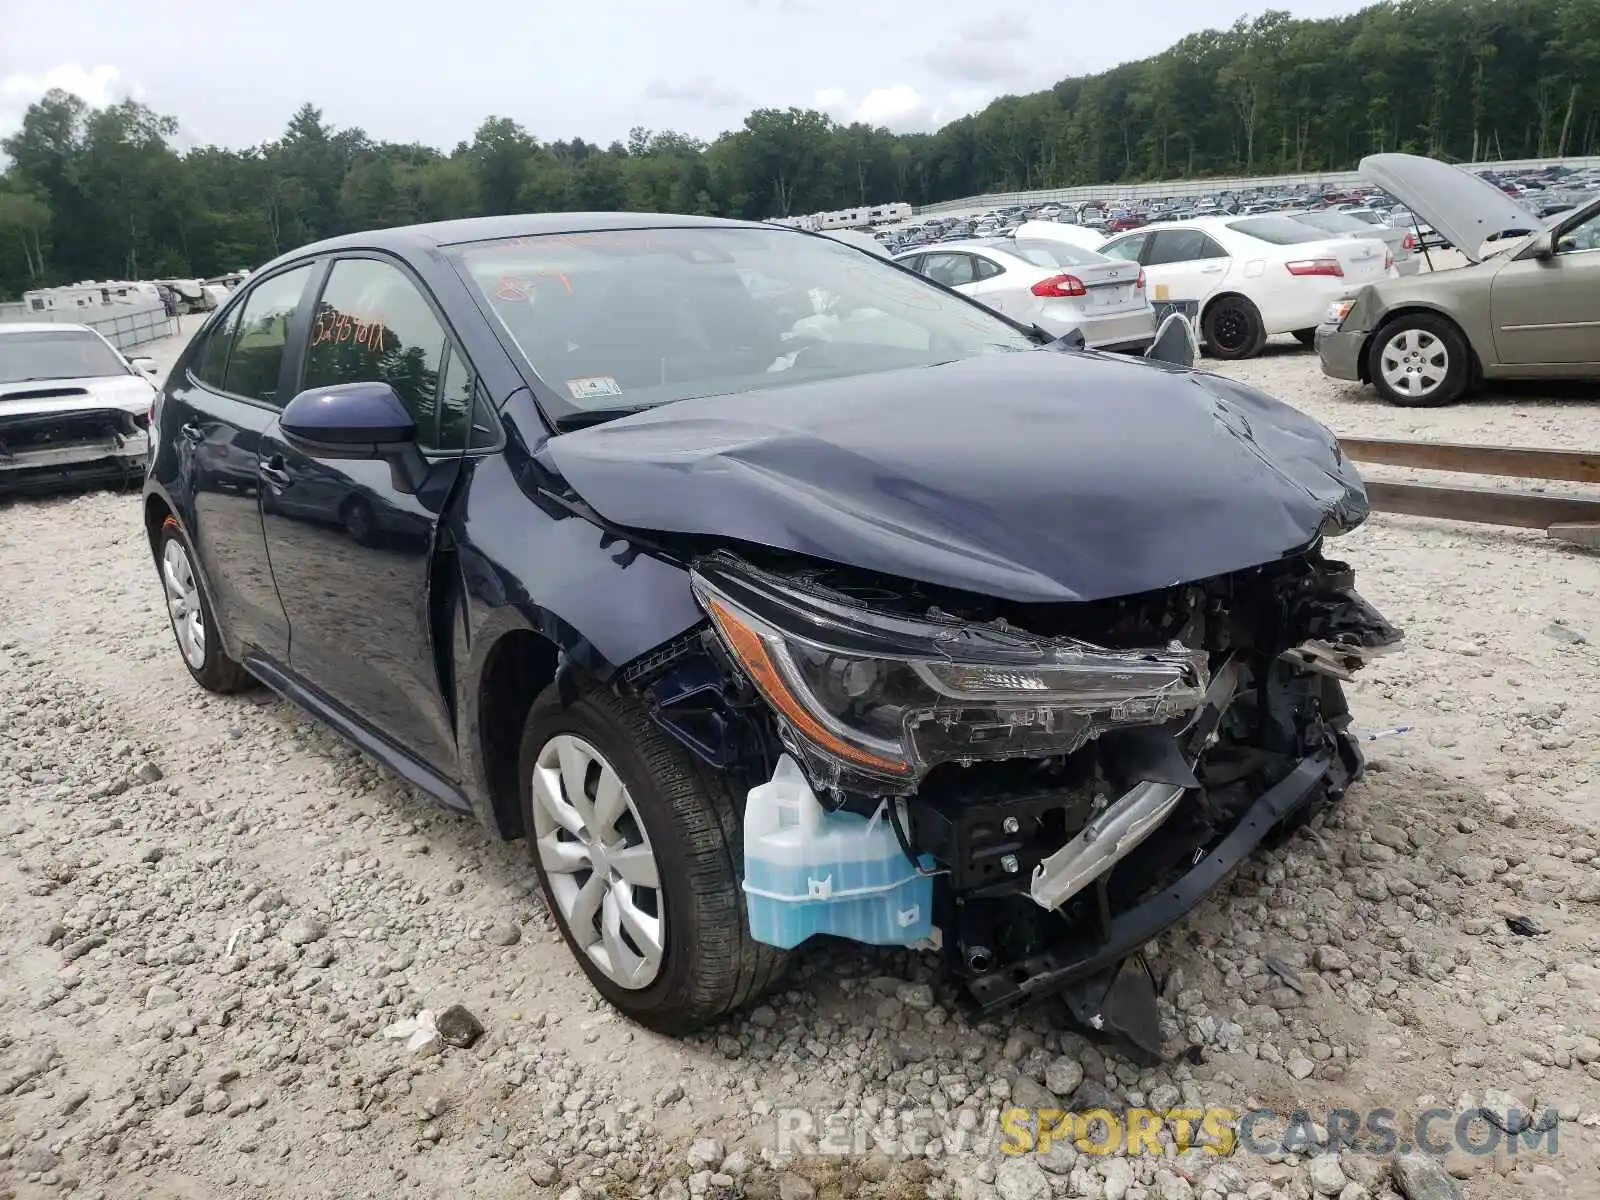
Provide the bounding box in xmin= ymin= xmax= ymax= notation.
xmin=552 ymin=405 xmax=653 ymax=432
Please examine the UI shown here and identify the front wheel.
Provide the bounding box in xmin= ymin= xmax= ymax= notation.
xmin=1366 ymin=314 xmax=1470 ymax=407
xmin=1202 ymin=295 xmax=1268 ymax=360
xmin=519 ymin=682 xmax=787 ymax=1033
xmin=157 ymin=516 xmax=253 ymax=693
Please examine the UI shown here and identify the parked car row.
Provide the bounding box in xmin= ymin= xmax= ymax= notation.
xmin=883 ymin=153 xmax=1600 ymax=382
xmin=891 ymin=208 xmax=1399 ymax=362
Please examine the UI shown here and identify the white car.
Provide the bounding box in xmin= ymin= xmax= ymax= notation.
xmin=0 ymin=322 xmax=160 ymax=495
xmin=1098 ymin=215 xmax=1393 ymax=359
xmin=893 ymin=237 xmax=1156 ymax=351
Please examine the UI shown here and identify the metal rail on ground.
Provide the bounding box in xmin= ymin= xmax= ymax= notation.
xmin=1339 ymin=436 xmax=1600 ymax=550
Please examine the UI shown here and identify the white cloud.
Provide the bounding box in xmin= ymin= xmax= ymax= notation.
xmin=814 ymin=84 xmax=992 ymax=133
xmin=644 ymin=76 xmax=745 ymax=109
xmin=921 ymin=42 xmax=1025 ymax=85
xmin=0 ymin=63 xmax=136 ymax=139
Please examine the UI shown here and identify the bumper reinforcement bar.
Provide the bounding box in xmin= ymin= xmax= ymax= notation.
xmin=968 ymin=747 xmax=1341 ymax=1012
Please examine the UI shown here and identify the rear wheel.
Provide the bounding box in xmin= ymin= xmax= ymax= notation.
xmin=1366 ymin=313 xmax=1470 ymax=407
xmin=157 ymin=516 xmax=252 ymax=693
xmin=519 ymin=682 xmax=787 ymax=1032
xmin=1202 ymin=295 xmax=1268 ymax=360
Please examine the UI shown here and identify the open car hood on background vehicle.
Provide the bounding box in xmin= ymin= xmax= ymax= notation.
xmin=538 ymin=352 xmax=1369 ymax=604
xmin=1358 ymin=152 xmax=1542 ymax=263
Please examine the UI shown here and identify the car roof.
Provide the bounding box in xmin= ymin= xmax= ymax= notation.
xmin=0 ymin=322 xmax=96 ymax=335
xmin=1105 ymin=213 xmax=1287 ymax=239
xmin=892 ymin=238 xmax=998 ymax=255
xmin=282 ymin=212 xmax=769 ymax=260
xmin=246 ymin=211 xmax=818 ymax=281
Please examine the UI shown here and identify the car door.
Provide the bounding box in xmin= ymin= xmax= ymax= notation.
xmin=257 ymin=253 xmax=477 ymax=774
xmin=164 ymin=263 xmax=315 ymax=662
xmin=1489 ymin=208 xmax=1600 ymax=367
xmin=1140 ymin=229 xmax=1232 ymax=309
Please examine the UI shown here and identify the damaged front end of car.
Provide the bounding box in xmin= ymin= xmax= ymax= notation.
xmin=627 ymin=543 xmax=1400 ymax=1056
xmin=0 ymin=407 xmax=150 ymax=496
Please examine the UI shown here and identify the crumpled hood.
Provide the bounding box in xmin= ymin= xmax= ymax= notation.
xmin=1359 ymin=152 xmax=1541 ymax=263
xmin=538 ymin=351 xmax=1369 ymax=604
xmin=0 ymin=373 xmax=154 ymax=420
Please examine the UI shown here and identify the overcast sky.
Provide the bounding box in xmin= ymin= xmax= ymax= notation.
xmin=2 ymin=0 xmax=1377 ymax=152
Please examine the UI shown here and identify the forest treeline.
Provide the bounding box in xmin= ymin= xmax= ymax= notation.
xmin=1 ymin=0 xmax=1596 ymax=298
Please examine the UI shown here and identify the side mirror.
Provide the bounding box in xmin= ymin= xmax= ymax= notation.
xmin=280 ymin=382 xmax=426 ymax=493
xmin=129 ymin=356 xmax=159 ymax=377
xmin=1528 ymin=231 xmax=1556 ymax=261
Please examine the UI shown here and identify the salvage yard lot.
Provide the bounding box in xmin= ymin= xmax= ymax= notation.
xmin=1 ymin=324 xmax=1598 ymax=1200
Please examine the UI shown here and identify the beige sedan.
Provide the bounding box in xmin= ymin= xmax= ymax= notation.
xmin=1315 ymin=153 xmax=1600 ymax=407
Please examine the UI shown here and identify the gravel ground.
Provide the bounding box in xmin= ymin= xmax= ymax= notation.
xmin=1 ymin=322 xmax=1598 ymax=1200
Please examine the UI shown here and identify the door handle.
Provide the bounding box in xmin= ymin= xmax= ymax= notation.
xmin=1201 ymin=265 xmax=1224 ymax=274
xmin=179 ymin=423 xmax=204 ymax=444
xmin=259 ymin=456 xmax=293 ymax=488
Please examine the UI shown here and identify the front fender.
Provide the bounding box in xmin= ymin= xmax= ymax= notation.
xmin=448 ymin=439 xmax=704 ymax=833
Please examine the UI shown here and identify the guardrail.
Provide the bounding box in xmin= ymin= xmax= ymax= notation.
xmin=913 ymin=154 xmax=1600 ymax=217
xmin=1340 ymin=437 xmax=1600 ymax=550
xmin=0 ymin=302 xmax=180 ymax=351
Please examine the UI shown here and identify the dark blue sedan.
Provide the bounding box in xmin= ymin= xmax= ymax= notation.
xmin=145 ymin=212 xmax=1399 ymax=1043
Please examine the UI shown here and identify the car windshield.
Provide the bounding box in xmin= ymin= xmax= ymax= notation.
xmin=450 ymin=226 xmax=1037 ymax=415
xmin=1002 ymin=239 xmax=1107 ymax=269
xmin=1224 ymin=216 xmax=1330 ymax=246
xmin=0 ymin=329 xmax=129 ymax=384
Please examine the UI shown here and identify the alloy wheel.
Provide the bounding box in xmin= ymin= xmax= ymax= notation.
xmin=530 ymin=734 xmax=665 ymax=990
xmin=1378 ymin=329 xmax=1448 ymax=400
xmin=162 ymin=538 xmax=206 ymax=670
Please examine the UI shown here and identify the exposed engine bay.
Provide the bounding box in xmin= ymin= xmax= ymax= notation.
xmin=627 ymin=542 xmax=1401 ymax=1056
xmin=0 ymin=407 xmax=149 ymax=495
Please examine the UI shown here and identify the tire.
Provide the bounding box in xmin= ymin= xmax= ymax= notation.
xmin=1201 ymin=295 xmax=1268 ymax=360
xmin=156 ymin=516 xmax=253 ymax=694
xmin=1365 ymin=314 xmax=1471 ymax=407
xmin=1292 ymin=327 xmax=1318 ymax=348
xmin=519 ymin=682 xmax=787 ymax=1033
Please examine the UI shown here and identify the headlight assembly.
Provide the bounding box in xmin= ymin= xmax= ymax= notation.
xmin=690 ymin=555 xmax=1210 ymax=794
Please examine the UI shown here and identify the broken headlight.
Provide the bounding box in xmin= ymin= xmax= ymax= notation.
xmin=689 ymin=555 xmax=1210 ymax=794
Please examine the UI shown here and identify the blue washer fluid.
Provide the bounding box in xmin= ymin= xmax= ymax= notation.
xmin=742 ymin=754 xmax=934 ymax=951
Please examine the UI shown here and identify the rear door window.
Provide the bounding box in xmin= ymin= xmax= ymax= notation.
xmin=970 ymin=255 xmax=1006 ymax=281
xmin=191 ymin=305 xmax=242 ymax=391
xmin=221 ymin=265 xmax=315 ymax=405
xmin=1146 ymin=230 xmax=1228 ymax=265
xmin=921 ymin=253 xmax=979 ymax=287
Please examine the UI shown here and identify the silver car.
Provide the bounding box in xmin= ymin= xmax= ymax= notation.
xmin=894 ymin=238 xmax=1157 ymax=352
